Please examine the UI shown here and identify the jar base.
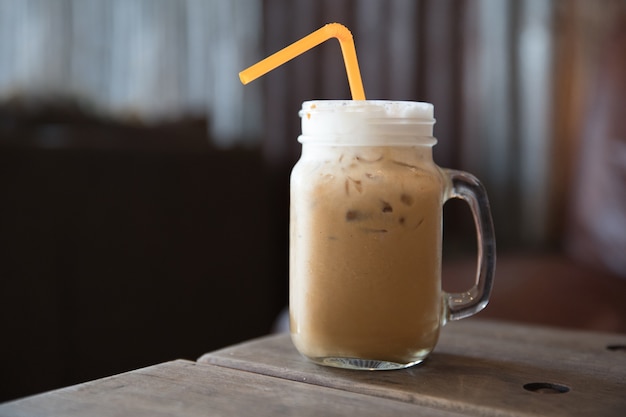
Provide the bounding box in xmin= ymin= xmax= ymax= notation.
xmin=310 ymin=356 xmax=424 ymax=371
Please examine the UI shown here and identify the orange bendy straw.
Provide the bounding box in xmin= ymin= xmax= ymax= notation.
xmin=239 ymin=23 xmax=366 ymax=100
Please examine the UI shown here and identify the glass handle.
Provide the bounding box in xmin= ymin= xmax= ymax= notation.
xmin=442 ymin=169 xmax=496 ymax=322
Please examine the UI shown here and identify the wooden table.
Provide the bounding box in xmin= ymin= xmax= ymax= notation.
xmin=1 ymin=319 xmax=625 ymax=416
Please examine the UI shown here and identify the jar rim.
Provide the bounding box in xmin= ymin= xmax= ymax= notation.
xmin=299 ymin=100 xmax=436 ymax=142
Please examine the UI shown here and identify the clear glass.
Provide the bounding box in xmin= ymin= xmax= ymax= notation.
xmin=289 ymin=101 xmax=496 ymax=370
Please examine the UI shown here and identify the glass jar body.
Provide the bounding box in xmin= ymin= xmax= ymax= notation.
xmin=289 ymin=143 xmax=447 ymax=369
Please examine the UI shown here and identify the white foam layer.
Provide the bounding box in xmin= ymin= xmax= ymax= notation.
xmin=299 ymin=100 xmax=436 ymax=145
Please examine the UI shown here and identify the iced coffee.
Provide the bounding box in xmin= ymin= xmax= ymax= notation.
xmin=240 ymin=23 xmax=496 ymax=371
xmin=289 ymin=101 xmax=446 ymax=368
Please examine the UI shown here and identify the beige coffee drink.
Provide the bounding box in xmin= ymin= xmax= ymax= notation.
xmin=240 ymin=25 xmax=495 ymax=371
xmin=290 ymin=101 xmax=447 ymax=368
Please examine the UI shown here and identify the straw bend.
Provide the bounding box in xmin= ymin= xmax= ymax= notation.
xmin=324 ymin=22 xmax=352 ymax=41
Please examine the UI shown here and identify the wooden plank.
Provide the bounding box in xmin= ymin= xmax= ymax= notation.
xmin=199 ymin=319 xmax=626 ymax=417
xmin=436 ymin=318 xmax=626 ymax=376
xmin=0 ymin=359 xmax=466 ymax=417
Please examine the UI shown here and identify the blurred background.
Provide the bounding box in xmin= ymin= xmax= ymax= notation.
xmin=1 ymin=0 xmax=625 ymax=402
